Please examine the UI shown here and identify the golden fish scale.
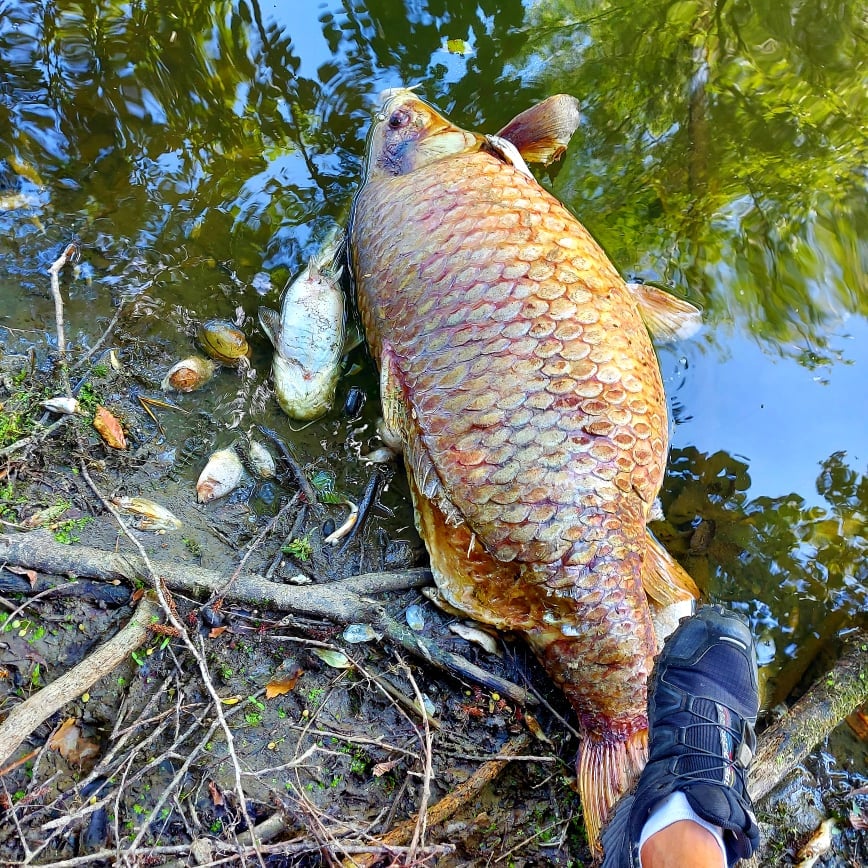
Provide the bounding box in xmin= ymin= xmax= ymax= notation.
xmin=353 ymin=150 xmax=668 ymax=575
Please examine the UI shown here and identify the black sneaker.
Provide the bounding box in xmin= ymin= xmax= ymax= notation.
xmin=600 ymin=605 xmax=760 ymax=867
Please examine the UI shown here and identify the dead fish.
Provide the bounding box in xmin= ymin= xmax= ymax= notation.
xmin=349 ymin=89 xmax=700 ymax=848
xmin=161 ymin=356 xmax=216 ymax=392
xmin=41 ymin=396 xmax=81 ymax=415
xmin=111 ymin=496 xmax=182 ymax=532
xmin=196 ymin=447 xmax=244 ymax=503
xmin=258 ymin=229 xmax=346 ymax=420
xmin=246 ymin=439 xmax=276 ymax=478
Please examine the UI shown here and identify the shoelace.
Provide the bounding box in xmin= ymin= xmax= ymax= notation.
xmin=668 ymin=700 xmax=755 ymax=789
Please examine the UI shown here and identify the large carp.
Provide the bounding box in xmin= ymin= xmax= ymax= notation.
xmin=349 ymin=90 xmax=699 ymax=849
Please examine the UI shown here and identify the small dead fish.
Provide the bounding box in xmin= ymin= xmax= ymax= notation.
xmin=795 ymin=818 xmax=836 ymax=868
xmin=196 ymin=447 xmax=244 ymax=503
xmin=161 ymin=356 xmax=216 ymax=392
xmin=323 ymin=499 xmax=358 ymax=545
xmin=258 ymin=230 xmax=346 ymax=420
xmin=449 ymin=622 xmax=502 ymax=656
xmin=111 ymin=496 xmax=182 ymax=532
xmin=342 ymin=624 xmax=381 ymax=644
xmin=247 ymin=439 xmax=276 ymax=478
xmin=41 ymin=396 xmax=81 ymax=415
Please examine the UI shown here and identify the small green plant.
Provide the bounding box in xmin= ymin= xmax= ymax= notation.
xmin=53 ymin=516 xmax=92 ymax=545
xmin=12 ymin=790 xmax=26 ymax=802
xmin=76 ymin=382 xmax=101 ymax=412
xmin=132 ymin=803 xmax=146 ymax=816
xmin=283 ymin=535 xmax=312 ymax=561
xmin=183 ymin=537 xmax=202 ymax=557
xmin=91 ymin=363 xmax=109 ymax=377
xmin=245 ymin=711 xmax=263 ymax=726
xmin=210 ymin=820 xmax=223 ymax=833
xmin=305 ymin=686 xmax=324 ymax=706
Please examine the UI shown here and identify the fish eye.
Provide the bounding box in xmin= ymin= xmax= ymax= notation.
xmin=388 ymin=109 xmax=410 ymax=129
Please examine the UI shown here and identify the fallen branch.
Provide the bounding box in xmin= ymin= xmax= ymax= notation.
xmin=0 ymin=595 xmax=161 ymax=766
xmin=750 ymin=631 xmax=868 ymax=803
xmin=0 ymin=530 xmax=536 ymax=705
xmin=0 ymin=530 xmax=430 ymax=623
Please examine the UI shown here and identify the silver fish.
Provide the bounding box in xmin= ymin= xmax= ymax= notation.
xmin=258 ymin=230 xmax=346 ymax=421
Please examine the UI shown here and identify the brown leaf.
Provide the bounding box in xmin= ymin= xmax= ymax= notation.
xmin=131 ymin=588 xmax=144 ymax=603
xmin=93 ymin=405 xmax=127 ymax=450
xmin=208 ymin=625 xmax=228 ymax=639
xmin=208 ymin=779 xmax=225 ymax=806
xmin=6 ymin=565 xmax=38 ymax=588
xmin=524 ymin=712 xmax=552 ymax=746
xmin=372 ymin=758 xmax=400 ymax=777
xmin=48 ymin=717 xmax=100 ymax=766
xmin=265 ymin=667 xmax=304 ymax=699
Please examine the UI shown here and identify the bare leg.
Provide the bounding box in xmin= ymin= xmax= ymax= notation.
xmin=640 ymin=820 xmax=725 ymax=867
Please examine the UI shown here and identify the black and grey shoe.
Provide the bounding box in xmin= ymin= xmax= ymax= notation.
xmin=600 ymin=605 xmax=761 ymax=867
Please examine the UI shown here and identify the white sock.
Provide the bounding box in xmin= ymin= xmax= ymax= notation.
xmin=638 ymin=791 xmax=728 ymax=867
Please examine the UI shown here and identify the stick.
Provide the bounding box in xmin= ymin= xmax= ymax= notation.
xmin=47 ymin=242 xmax=79 ymax=380
xmin=344 ymin=732 xmax=532 ymax=868
xmin=0 ymin=531 xmax=430 ymax=623
xmin=0 ymin=595 xmax=161 ymax=766
xmin=750 ymin=631 xmax=868 ymax=803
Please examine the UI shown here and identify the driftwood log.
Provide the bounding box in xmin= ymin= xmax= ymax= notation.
xmin=1 ymin=531 xmax=866 ymax=808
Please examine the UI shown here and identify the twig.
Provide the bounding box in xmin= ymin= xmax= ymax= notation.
xmin=77 ymin=466 xmax=267 ymax=868
xmin=0 ymin=416 xmax=71 ymax=460
xmin=345 ymin=732 xmax=533 ymax=868
xmin=47 ymin=242 xmax=79 ymax=383
xmin=209 ymin=492 xmax=299 ymax=603
xmin=401 ymin=657 xmax=433 ymax=861
xmin=257 ymin=425 xmax=318 ymax=504
xmin=71 ymin=303 xmax=125 ymax=371
xmin=0 ymin=595 xmax=161 ymax=766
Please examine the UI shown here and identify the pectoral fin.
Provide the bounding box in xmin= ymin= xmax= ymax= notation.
xmin=642 ymin=531 xmax=700 ymax=606
xmin=496 ymin=94 xmax=581 ymax=165
xmin=626 ymin=282 xmax=702 ymax=342
xmin=257 ymin=307 xmax=281 ymax=350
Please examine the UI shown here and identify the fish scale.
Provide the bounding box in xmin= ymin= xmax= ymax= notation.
xmin=350 ymin=90 xmax=698 ymax=851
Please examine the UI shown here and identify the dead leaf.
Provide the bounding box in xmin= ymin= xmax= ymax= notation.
xmin=524 ymin=712 xmax=552 ymax=746
xmin=372 ymin=758 xmax=400 ymax=777
xmin=850 ymin=807 xmax=868 ymax=831
xmin=131 ymin=588 xmax=144 ymax=603
xmin=93 ymin=405 xmax=127 ymax=450
xmin=208 ymin=625 xmax=228 ymax=639
xmin=265 ymin=668 xmax=304 ymax=699
xmin=6 ymin=565 xmax=38 ymax=588
xmin=208 ymin=780 xmax=225 ymax=806
xmin=48 ymin=717 xmax=100 ymax=766
xmin=312 ymin=648 xmax=353 ymax=669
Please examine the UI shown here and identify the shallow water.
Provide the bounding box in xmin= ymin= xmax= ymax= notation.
xmin=1 ymin=0 xmax=865 ymax=745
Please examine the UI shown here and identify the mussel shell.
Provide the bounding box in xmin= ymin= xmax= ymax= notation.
xmin=197 ymin=319 xmax=250 ymax=365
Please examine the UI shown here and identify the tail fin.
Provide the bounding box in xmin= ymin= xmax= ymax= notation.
xmin=577 ymin=729 xmax=648 ymax=855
